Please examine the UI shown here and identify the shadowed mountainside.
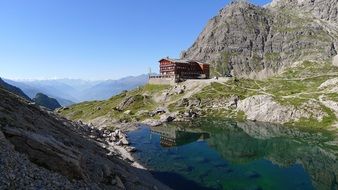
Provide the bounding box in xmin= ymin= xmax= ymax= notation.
xmin=0 ymin=78 xmax=31 ymax=101
xmin=33 ymin=93 xmax=62 ymax=110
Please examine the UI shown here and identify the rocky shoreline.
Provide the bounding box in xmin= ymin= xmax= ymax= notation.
xmin=0 ymin=86 xmax=171 ymax=190
xmin=70 ymin=120 xmax=145 ymax=170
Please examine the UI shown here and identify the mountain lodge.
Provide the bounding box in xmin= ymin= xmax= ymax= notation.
xmin=149 ymin=57 xmax=210 ymax=85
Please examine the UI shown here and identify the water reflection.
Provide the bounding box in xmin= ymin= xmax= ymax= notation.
xmin=129 ymin=119 xmax=338 ymax=190
xmin=150 ymin=125 xmax=210 ymax=147
xmin=203 ymin=120 xmax=338 ymax=190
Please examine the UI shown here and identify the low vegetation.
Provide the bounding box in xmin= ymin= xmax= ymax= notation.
xmin=59 ymin=60 xmax=338 ymax=129
xmin=60 ymin=84 xmax=170 ymax=123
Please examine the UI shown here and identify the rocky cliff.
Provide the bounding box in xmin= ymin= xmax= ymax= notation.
xmin=0 ymin=86 xmax=170 ymax=190
xmin=181 ymin=0 xmax=338 ymax=78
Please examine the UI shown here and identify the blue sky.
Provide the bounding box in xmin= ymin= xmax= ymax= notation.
xmin=0 ymin=0 xmax=270 ymax=80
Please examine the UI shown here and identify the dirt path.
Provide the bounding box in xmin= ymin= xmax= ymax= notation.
xmin=164 ymin=78 xmax=229 ymax=106
xmin=274 ymin=73 xmax=338 ymax=81
xmin=183 ymin=78 xmax=229 ymax=98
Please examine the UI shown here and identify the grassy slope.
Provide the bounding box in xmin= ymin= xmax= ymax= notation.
xmin=192 ymin=61 xmax=338 ymax=128
xmin=59 ymin=61 xmax=338 ymax=128
xmin=60 ymin=84 xmax=170 ymax=123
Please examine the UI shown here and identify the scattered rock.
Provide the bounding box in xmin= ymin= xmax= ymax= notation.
xmin=123 ymin=110 xmax=132 ymax=115
xmin=0 ymin=87 xmax=171 ymax=189
xmin=116 ymin=96 xmax=135 ymax=111
xmin=228 ymin=95 xmax=239 ymax=108
xmin=150 ymin=107 xmax=167 ymax=116
xmin=319 ymin=78 xmax=338 ymax=90
xmin=125 ymin=146 xmax=136 ymax=152
xmin=175 ymin=87 xmax=185 ymax=94
xmin=183 ymin=109 xmax=199 ymax=119
xmin=160 ymin=114 xmax=176 ymax=123
xmin=142 ymin=119 xmax=163 ymax=127
xmin=136 ymin=110 xmax=149 ymax=116
xmin=319 ymin=95 xmax=338 ymax=117
xmin=188 ymin=98 xmax=201 ymax=108
xmin=117 ymin=138 xmax=129 ymax=146
xmin=176 ymin=98 xmax=189 ymax=107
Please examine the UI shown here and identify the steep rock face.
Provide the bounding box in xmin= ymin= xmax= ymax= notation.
xmin=0 ymin=87 xmax=169 ymax=190
xmin=33 ymin=93 xmax=62 ymax=110
xmin=181 ymin=1 xmax=338 ymax=78
xmin=269 ymin=0 xmax=338 ymax=22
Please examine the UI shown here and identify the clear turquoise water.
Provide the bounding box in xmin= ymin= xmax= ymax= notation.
xmin=128 ymin=119 xmax=338 ymax=190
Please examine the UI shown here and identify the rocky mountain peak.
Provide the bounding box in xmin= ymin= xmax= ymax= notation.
xmin=181 ymin=0 xmax=338 ymax=79
xmin=268 ymin=0 xmax=338 ymax=22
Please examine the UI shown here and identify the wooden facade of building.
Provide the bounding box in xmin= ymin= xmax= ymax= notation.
xmin=158 ymin=58 xmax=210 ymax=80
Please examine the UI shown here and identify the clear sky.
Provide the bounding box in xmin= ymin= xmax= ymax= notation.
xmin=0 ymin=0 xmax=270 ymax=80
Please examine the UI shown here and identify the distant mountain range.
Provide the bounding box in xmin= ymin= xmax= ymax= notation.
xmin=4 ymin=74 xmax=149 ymax=106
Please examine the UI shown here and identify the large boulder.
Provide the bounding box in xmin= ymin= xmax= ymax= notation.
xmin=333 ymin=55 xmax=338 ymax=67
xmin=319 ymin=77 xmax=338 ymax=90
xmin=160 ymin=114 xmax=176 ymax=123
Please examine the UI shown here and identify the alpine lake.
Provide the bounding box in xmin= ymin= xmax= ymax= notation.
xmin=128 ymin=118 xmax=338 ymax=190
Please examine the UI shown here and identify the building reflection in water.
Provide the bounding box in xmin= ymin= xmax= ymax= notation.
xmin=150 ymin=126 xmax=210 ymax=147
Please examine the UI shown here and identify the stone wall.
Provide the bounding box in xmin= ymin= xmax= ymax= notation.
xmin=148 ymin=78 xmax=176 ymax=85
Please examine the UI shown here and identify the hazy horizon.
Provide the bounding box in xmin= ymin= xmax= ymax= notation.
xmin=3 ymin=73 xmax=149 ymax=82
xmin=0 ymin=0 xmax=270 ymax=80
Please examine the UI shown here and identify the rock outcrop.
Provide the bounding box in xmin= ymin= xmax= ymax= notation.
xmin=0 ymin=87 xmax=170 ymax=190
xmin=237 ymin=95 xmax=326 ymax=123
xmin=319 ymin=95 xmax=338 ymax=118
xmin=181 ymin=0 xmax=338 ymax=78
